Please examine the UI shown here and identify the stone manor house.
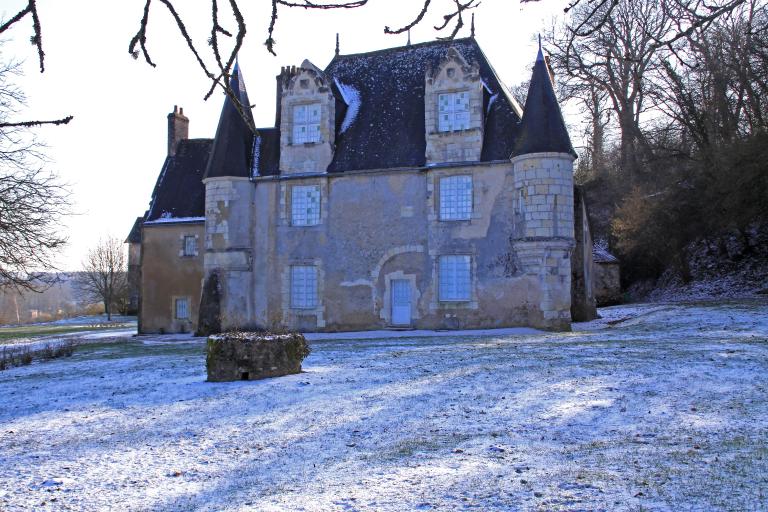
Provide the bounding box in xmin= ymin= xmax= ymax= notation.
xmin=127 ymin=37 xmax=597 ymax=334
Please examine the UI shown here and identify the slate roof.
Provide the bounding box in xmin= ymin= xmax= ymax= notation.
xmin=204 ymin=63 xmax=256 ymax=179
xmin=250 ymin=37 xmax=526 ymax=177
xmin=125 ymin=217 xmax=143 ymax=244
xmin=512 ymin=48 xmax=576 ymax=158
xmin=145 ymin=138 xmax=213 ymax=222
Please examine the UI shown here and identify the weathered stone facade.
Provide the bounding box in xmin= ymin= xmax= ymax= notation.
xmin=205 ymin=156 xmax=576 ymax=332
xmin=140 ymin=222 xmax=204 ymax=333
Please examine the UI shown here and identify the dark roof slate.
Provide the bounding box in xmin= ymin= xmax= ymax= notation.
xmin=145 ymin=138 xmax=213 ymax=221
xmin=204 ymin=63 xmax=256 ymax=179
xmin=214 ymin=39 xmax=571 ymax=178
xmin=253 ymin=128 xmax=281 ymax=177
xmin=512 ymin=48 xmax=576 ymax=158
xmin=324 ymin=37 xmax=523 ymax=172
xmin=125 ymin=217 xmax=143 ymax=243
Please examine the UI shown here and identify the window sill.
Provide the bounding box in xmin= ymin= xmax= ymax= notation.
xmin=431 ymin=128 xmax=477 ymax=135
xmin=290 ymin=141 xmax=322 ymax=147
xmin=438 ymin=217 xmax=472 ymax=222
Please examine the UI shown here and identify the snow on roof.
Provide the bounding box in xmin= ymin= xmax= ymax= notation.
xmin=334 ymin=78 xmax=362 ymax=134
xmin=144 ymin=216 xmax=205 ymax=225
xmin=251 ymin=134 xmax=261 ymax=179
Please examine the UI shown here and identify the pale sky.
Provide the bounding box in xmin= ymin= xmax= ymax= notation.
xmin=1 ymin=0 xmax=566 ymax=271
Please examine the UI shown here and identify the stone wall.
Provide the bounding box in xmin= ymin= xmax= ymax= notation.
xmin=210 ymin=159 xmax=576 ymax=332
xmin=203 ymin=176 xmax=254 ymax=331
xmin=140 ymin=222 xmax=204 ymax=333
xmin=571 ymin=187 xmax=597 ymax=322
xmin=206 ymin=332 xmax=310 ymax=382
xmin=512 ymin=153 xmax=575 ymax=240
xmin=595 ymin=262 xmax=621 ymax=306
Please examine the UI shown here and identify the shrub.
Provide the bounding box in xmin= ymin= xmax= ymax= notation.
xmin=19 ymin=349 xmax=32 ymax=365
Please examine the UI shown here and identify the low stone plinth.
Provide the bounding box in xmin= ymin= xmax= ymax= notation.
xmin=206 ymin=332 xmax=310 ymax=382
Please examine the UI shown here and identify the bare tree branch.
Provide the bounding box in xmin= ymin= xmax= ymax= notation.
xmin=0 ymin=51 xmax=70 ymax=292
xmin=0 ymin=0 xmax=45 ymax=73
xmin=0 ymin=116 xmax=73 ymax=129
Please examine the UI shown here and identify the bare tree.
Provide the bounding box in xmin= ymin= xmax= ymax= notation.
xmin=548 ymin=0 xmax=674 ymax=182
xmin=77 ymin=237 xmax=128 ymax=321
xmin=0 ymin=0 xmax=751 ymax=135
xmin=0 ymin=50 xmax=71 ymax=291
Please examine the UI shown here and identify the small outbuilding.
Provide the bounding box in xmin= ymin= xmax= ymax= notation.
xmin=593 ymin=243 xmax=621 ymax=306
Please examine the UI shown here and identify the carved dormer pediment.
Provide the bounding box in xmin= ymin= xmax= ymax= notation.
xmin=426 ymin=47 xmax=480 ymax=84
xmin=279 ymin=59 xmax=336 ymax=175
xmin=424 ymin=47 xmax=484 ymax=165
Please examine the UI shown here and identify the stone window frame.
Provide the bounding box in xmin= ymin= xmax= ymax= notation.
xmin=437 ymin=90 xmax=471 ymax=133
xmin=290 ymin=184 xmax=321 ymax=226
xmin=438 ymin=254 xmax=472 ymax=302
xmin=438 ymin=174 xmax=473 ymax=221
xmin=290 ymin=265 xmax=318 ymax=309
xmin=174 ymin=296 xmax=190 ymax=320
xmin=291 ymin=102 xmax=322 ymax=145
xmin=181 ymin=234 xmax=198 ymax=257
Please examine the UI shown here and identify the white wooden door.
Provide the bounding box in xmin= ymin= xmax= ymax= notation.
xmin=391 ymin=280 xmax=412 ymax=326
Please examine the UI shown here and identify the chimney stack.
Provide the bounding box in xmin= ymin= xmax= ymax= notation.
xmin=167 ymin=105 xmax=189 ymax=156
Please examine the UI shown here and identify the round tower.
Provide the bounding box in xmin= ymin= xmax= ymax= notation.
xmin=511 ymin=45 xmax=577 ymax=331
xmin=199 ymin=63 xmax=257 ymax=334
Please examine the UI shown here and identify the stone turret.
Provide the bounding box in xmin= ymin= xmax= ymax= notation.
xmin=199 ymin=63 xmax=256 ymax=333
xmin=511 ymin=45 xmax=577 ymax=331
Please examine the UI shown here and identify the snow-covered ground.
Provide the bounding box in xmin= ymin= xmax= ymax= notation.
xmin=1 ymin=301 xmax=767 ymax=511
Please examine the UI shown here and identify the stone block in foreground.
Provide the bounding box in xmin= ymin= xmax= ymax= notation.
xmin=206 ymin=332 xmax=310 ymax=382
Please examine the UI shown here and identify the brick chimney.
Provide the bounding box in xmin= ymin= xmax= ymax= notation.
xmin=167 ymin=105 xmax=189 ymax=157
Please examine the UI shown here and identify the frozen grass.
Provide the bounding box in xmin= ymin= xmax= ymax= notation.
xmin=0 ymin=316 xmax=136 ymax=344
xmin=0 ymin=301 xmax=766 ymax=511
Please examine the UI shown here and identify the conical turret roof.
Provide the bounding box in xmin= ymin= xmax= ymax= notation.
xmin=205 ymin=62 xmax=256 ymax=178
xmin=512 ymin=47 xmax=576 ymax=158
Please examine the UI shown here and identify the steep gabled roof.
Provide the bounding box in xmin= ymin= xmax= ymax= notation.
xmin=125 ymin=217 xmax=143 ymax=243
xmin=512 ymin=48 xmax=576 ymax=158
xmin=204 ymin=63 xmax=256 ymax=179
xmin=323 ymin=37 xmax=523 ymax=172
xmin=145 ymin=138 xmax=213 ymax=222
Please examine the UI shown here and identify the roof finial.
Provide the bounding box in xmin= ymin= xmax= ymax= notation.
xmin=407 ymin=29 xmax=411 ymax=46
xmin=537 ymin=33 xmax=544 ymax=61
xmin=335 ymin=33 xmax=340 ymax=56
xmin=470 ymin=13 xmax=476 ymax=38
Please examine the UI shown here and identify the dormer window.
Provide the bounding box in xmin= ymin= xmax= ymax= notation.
xmin=292 ymin=103 xmax=321 ymax=144
xmin=438 ymin=92 xmax=470 ymax=132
